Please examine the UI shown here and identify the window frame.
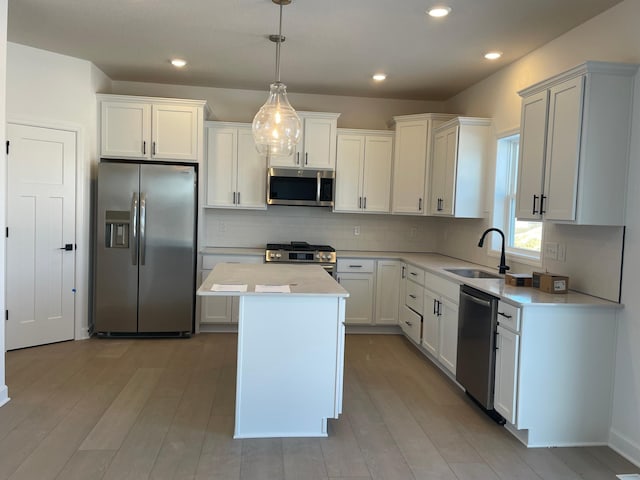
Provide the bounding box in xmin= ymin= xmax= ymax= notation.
xmin=491 ymin=130 xmax=542 ymax=267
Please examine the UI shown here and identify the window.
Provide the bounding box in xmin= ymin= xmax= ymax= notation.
xmin=493 ymin=132 xmax=542 ymax=263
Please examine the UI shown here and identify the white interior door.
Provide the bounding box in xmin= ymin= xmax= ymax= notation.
xmin=6 ymin=124 xmax=76 ymax=350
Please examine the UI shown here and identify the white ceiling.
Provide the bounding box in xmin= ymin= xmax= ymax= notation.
xmin=7 ymin=0 xmax=623 ymax=100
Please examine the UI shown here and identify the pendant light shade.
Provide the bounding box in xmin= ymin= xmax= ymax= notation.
xmin=252 ymin=0 xmax=301 ymax=156
xmin=252 ymin=82 xmax=301 ymax=156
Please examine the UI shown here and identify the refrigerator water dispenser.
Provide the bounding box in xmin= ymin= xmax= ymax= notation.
xmin=105 ymin=210 xmax=130 ymax=248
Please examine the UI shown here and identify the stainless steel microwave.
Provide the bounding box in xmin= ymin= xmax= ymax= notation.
xmin=267 ymin=168 xmax=334 ymax=207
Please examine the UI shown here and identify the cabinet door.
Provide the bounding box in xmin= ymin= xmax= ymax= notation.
xmin=438 ymin=297 xmax=458 ymax=374
xmin=200 ymin=271 xmax=233 ymax=323
xmin=304 ymin=117 xmax=337 ymax=169
xmin=422 ymin=289 xmax=439 ymax=357
xmin=236 ymin=128 xmax=267 ymax=209
xmin=362 ymin=136 xmax=393 ymax=213
xmin=375 ymin=260 xmax=401 ymax=325
xmin=430 ymin=126 xmax=457 ymax=216
xmin=268 ymin=144 xmax=302 ymax=168
xmin=494 ymin=325 xmax=519 ymax=424
xmin=544 ymin=76 xmax=584 ymax=221
xmin=101 ymin=101 xmax=151 ymax=158
xmin=392 ymin=120 xmax=428 ymax=214
xmin=334 ymin=134 xmax=365 ymax=212
xmin=337 ymin=273 xmax=374 ymax=325
xmin=516 ymin=91 xmax=548 ymax=220
xmin=152 ymin=104 xmax=199 ymax=160
xmin=206 ymin=127 xmax=238 ymax=207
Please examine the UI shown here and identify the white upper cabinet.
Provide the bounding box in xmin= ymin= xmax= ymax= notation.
xmin=205 ymin=122 xmax=267 ymax=210
xmin=335 ymin=129 xmax=393 ymax=213
xmin=99 ymin=94 xmax=206 ymax=162
xmin=268 ymin=112 xmax=340 ymax=169
xmin=430 ymin=117 xmax=491 ymax=218
xmin=391 ymin=113 xmax=455 ymax=215
xmin=515 ymin=61 xmax=638 ymax=225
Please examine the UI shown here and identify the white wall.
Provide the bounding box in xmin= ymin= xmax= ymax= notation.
xmin=111 ymin=81 xmax=445 ymax=130
xmin=443 ymin=0 xmax=640 ymax=464
xmin=0 ymin=0 xmax=9 ymax=407
xmin=6 ymin=42 xmax=111 ymax=340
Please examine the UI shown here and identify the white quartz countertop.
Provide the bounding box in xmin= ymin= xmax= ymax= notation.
xmin=199 ymin=248 xmax=620 ymax=308
xmin=197 ymin=263 xmax=349 ymax=297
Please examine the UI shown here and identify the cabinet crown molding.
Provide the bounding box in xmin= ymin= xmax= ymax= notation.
xmin=97 ymin=93 xmax=210 ymax=115
xmin=518 ymin=61 xmax=638 ymax=98
xmin=435 ymin=116 xmax=492 ymax=132
xmin=337 ymin=128 xmax=394 ymax=137
xmin=388 ymin=113 xmax=456 ymax=128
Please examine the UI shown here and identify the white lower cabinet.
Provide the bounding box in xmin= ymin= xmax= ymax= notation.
xmin=375 ymin=260 xmax=401 ymax=325
xmin=437 ymin=297 xmax=458 ymax=373
xmin=199 ymin=254 xmax=263 ymax=325
xmin=419 ymin=272 xmax=459 ymax=375
xmin=494 ymin=324 xmax=519 ymax=424
xmin=337 ymin=259 xmax=375 ymax=325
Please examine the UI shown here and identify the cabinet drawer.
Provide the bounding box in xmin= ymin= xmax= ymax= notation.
xmin=202 ymin=254 xmax=263 ymax=270
xmin=337 ymin=259 xmax=375 ymax=273
xmin=406 ymin=264 xmax=425 ymax=285
xmin=497 ymin=301 xmax=521 ymax=332
xmin=405 ymin=280 xmax=424 ymax=315
xmin=424 ymin=271 xmax=460 ymax=302
xmin=400 ymin=305 xmax=422 ymax=344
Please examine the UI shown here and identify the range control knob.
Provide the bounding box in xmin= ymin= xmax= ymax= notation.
xmin=316 ymin=253 xmax=321 ymax=259
xmin=269 ymin=252 xmax=276 ymax=258
xmin=275 ymin=253 xmax=282 ymax=259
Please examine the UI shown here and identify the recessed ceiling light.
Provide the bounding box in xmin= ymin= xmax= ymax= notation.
xmin=372 ymin=73 xmax=387 ymax=82
xmin=484 ymin=51 xmax=503 ymax=60
xmin=427 ymin=6 xmax=451 ymax=17
xmin=171 ymin=58 xmax=187 ymax=68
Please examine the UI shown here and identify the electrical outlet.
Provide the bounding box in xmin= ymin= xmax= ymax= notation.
xmin=410 ymin=227 xmax=417 ymax=238
xmin=544 ymin=242 xmax=558 ymax=260
xmin=354 ymin=226 xmax=360 ymax=236
xmin=218 ymin=221 xmax=226 ymax=233
xmin=557 ymin=243 xmax=566 ymax=262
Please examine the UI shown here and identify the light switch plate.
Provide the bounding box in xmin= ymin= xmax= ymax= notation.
xmin=557 ymin=243 xmax=566 ymax=262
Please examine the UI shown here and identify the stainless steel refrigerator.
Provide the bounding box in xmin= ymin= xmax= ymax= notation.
xmin=94 ymin=161 xmax=197 ymax=336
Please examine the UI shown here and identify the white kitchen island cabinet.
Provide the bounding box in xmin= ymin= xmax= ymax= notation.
xmin=198 ymin=263 xmax=348 ymax=439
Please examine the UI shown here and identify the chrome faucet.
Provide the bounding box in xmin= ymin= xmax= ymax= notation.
xmin=478 ymin=228 xmax=510 ymax=274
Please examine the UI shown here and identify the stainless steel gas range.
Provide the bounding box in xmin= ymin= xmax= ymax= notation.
xmin=265 ymin=241 xmax=337 ymax=276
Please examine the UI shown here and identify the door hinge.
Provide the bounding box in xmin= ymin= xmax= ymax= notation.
xmin=5 ymin=310 xmax=8 ymax=321
xmin=5 ymin=227 xmax=7 ymax=238
xmin=5 ymin=140 xmax=9 ymax=155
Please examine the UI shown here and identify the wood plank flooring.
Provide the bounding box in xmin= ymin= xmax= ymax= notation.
xmin=1 ymin=333 xmax=638 ymax=480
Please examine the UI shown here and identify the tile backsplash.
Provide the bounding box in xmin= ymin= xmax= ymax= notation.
xmin=203 ymin=206 xmax=439 ymax=252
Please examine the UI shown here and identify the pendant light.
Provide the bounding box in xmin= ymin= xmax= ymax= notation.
xmin=252 ymin=0 xmax=302 ymax=156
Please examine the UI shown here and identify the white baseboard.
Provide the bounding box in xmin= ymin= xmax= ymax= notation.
xmin=610 ymin=428 xmax=640 ymax=468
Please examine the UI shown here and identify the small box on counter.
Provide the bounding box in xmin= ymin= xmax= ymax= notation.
xmin=532 ymin=271 xmax=569 ymax=294
xmin=505 ymin=273 xmax=533 ymax=287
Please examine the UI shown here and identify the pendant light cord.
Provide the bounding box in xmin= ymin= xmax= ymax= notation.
xmin=275 ymin=3 xmax=283 ymax=82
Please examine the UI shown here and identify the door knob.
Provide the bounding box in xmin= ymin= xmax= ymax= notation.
xmin=59 ymin=244 xmax=74 ymax=251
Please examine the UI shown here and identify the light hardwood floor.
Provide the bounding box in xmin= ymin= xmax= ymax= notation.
xmin=1 ymin=333 xmax=638 ymax=480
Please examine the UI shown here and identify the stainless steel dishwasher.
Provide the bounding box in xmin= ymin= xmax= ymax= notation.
xmin=456 ymin=285 xmax=504 ymax=422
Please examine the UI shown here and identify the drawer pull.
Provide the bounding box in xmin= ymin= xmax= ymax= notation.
xmin=409 ymin=294 xmax=417 ymax=299
xmin=498 ymin=311 xmax=513 ymax=319
xmin=349 ymin=265 xmax=363 ymax=268
xmin=405 ymin=321 xmax=413 ymax=327
xmin=410 ymin=272 xmax=417 ymax=276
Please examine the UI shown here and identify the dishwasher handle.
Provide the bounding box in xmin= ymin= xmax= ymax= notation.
xmin=460 ymin=289 xmax=493 ymax=308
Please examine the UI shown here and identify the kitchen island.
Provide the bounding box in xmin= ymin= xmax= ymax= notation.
xmin=197 ymin=263 xmax=349 ymax=438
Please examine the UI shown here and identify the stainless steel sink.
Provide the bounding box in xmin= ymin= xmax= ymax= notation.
xmin=444 ymin=268 xmax=502 ymax=279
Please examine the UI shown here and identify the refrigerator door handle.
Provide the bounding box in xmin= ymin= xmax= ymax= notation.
xmin=131 ymin=192 xmax=138 ymax=265
xmin=140 ymin=192 xmax=147 ymax=265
